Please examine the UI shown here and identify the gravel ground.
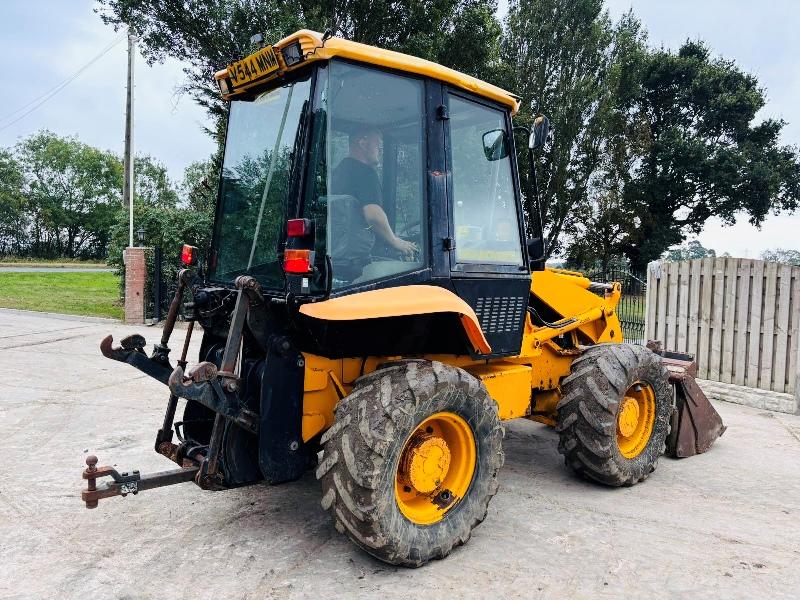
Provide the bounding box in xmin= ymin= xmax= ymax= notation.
xmin=1 ymin=309 xmax=799 ymax=599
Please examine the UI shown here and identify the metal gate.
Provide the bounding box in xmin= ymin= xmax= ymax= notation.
xmin=584 ymin=267 xmax=647 ymax=345
xmin=146 ymin=246 xmax=180 ymax=322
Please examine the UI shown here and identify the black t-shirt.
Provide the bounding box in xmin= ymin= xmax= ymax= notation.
xmin=327 ymin=156 xmax=383 ymax=272
xmin=332 ymin=156 xmax=382 ymax=215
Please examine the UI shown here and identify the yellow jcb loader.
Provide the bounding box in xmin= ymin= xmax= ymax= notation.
xmin=83 ymin=30 xmax=725 ymax=567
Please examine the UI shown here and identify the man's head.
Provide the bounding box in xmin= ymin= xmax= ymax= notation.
xmin=349 ymin=124 xmax=382 ymax=167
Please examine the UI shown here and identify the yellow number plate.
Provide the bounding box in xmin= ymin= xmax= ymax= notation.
xmin=228 ymin=45 xmax=280 ymax=88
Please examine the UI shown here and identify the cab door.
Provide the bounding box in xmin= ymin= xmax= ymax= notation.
xmin=443 ymin=89 xmax=531 ymax=357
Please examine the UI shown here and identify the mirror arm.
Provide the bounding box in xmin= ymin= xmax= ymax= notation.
xmin=513 ymin=125 xmax=546 ymax=264
xmin=529 ymin=145 xmax=545 ymax=246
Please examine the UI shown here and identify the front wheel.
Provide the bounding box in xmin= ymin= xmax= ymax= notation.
xmin=317 ymin=360 xmax=504 ymax=567
xmin=556 ymin=344 xmax=673 ymax=486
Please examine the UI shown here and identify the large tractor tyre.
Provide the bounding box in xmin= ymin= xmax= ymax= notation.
xmin=317 ymin=360 xmax=504 ymax=567
xmin=556 ymin=343 xmax=673 ymax=487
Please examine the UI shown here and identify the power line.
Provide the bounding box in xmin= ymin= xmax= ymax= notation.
xmin=0 ymin=33 xmax=126 ymax=134
xmin=0 ymin=33 xmax=125 ymax=125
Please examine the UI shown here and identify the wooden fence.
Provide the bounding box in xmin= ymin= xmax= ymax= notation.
xmin=645 ymin=258 xmax=800 ymax=395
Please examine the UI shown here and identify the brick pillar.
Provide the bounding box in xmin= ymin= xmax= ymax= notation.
xmin=124 ymin=247 xmax=146 ymax=324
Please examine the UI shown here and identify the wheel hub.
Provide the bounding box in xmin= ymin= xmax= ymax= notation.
xmin=402 ymin=435 xmax=451 ymax=493
xmin=395 ymin=412 xmax=476 ymax=525
xmin=618 ymin=397 xmax=640 ymax=438
xmin=616 ymin=381 xmax=656 ymax=459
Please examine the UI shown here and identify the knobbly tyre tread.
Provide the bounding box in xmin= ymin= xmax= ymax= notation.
xmin=317 ymin=360 xmax=504 ymax=567
xmin=556 ymin=343 xmax=673 ymax=487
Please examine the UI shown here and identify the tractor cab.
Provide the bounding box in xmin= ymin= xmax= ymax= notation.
xmin=85 ymin=30 xmax=725 ymax=569
xmin=210 ymin=30 xmax=531 ymax=356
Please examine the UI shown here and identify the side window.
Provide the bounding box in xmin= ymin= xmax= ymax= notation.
xmin=449 ymin=95 xmax=523 ymax=266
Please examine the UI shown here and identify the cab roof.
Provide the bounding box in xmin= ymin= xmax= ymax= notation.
xmin=215 ymin=29 xmax=520 ymax=115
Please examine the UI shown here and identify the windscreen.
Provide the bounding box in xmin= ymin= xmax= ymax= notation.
xmin=210 ymin=74 xmax=312 ymax=286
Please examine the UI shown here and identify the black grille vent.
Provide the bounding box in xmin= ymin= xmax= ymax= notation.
xmin=475 ymin=295 xmax=525 ymax=334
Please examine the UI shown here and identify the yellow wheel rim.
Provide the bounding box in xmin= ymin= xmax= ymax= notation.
xmin=395 ymin=412 xmax=476 ymax=525
xmin=616 ymin=381 xmax=656 ymax=458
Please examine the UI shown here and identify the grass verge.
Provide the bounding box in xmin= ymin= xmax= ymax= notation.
xmin=0 ymin=272 xmax=122 ymax=319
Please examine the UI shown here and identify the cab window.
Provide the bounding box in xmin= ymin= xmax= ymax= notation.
xmin=304 ymin=61 xmax=427 ymax=290
xmin=449 ymin=95 xmax=523 ymax=266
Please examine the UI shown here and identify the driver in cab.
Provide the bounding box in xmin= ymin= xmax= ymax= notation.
xmin=333 ymin=125 xmax=417 ymax=258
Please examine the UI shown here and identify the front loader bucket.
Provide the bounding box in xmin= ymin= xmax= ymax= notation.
xmin=647 ymin=344 xmax=727 ymax=458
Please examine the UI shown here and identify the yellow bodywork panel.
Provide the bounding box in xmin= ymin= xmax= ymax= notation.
xmin=528 ymin=269 xmax=622 ymax=346
xmin=463 ymin=363 xmax=532 ymax=419
xmin=216 ymin=30 xmax=520 ymax=114
xmin=299 ymin=268 xmax=624 ymax=441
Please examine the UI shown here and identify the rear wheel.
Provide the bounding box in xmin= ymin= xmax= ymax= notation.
xmin=317 ymin=360 xmax=504 ymax=567
xmin=556 ymin=343 xmax=673 ymax=486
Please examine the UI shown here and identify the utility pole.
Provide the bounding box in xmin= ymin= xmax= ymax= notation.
xmin=123 ymin=28 xmax=136 ymax=247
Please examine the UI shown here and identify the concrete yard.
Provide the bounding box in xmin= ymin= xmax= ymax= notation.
xmin=1 ymin=309 xmax=799 ymax=599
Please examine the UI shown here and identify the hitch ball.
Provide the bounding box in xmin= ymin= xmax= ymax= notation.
xmin=84 ymin=455 xmax=99 ymax=509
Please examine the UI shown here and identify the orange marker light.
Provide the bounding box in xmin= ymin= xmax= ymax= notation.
xmin=284 ymin=249 xmax=314 ymax=273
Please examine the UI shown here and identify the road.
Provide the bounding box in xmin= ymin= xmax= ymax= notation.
xmin=0 ymin=266 xmax=114 ymax=272
xmin=1 ymin=309 xmax=799 ymax=599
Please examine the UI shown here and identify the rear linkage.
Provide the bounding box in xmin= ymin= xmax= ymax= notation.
xmin=82 ymin=272 xmax=262 ymax=508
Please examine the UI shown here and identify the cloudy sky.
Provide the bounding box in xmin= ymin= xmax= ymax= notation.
xmin=1 ymin=0 xmax=798 ymax=257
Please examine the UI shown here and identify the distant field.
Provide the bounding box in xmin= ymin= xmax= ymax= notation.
xmin=0 ymin=272 xmax=122 ymax=319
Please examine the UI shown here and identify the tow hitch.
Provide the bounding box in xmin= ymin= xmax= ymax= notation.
xmin=81 ymin=455 xmax=199 ymax=508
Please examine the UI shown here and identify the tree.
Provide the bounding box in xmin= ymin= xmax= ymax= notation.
xmin=761 ymin=248 xmax=800 ymax=266
xmin=134 ymin=154 xmax=179 ymax=208
xmin=0 ymin=150 xmax=28 ymax=257
xmin=107 ymin=158 xmax=216 ymax=281
xmin=559 ymin=11 xmax=649 ymax=270
xmin=95 ymin=0 xmax=503 ymax=137
xmin=180 ymin=159 xmax=220 ymax=214
xmin=619 ymin=41 xmax=800 ymax=271
xmin=664 ymin=239 xmax=715 ymax=262
xmin=501 ymin=0 xmax=623 ymax=257
xmin=16 ymin=131 xmax=123 ymax=259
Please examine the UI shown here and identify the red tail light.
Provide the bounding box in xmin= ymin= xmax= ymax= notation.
xmin=284 ymin=249 xmax=314 ymax=273
xmin=287 ymin=218 xmax=311 ymax=237
xmin=181 ymin=244 xmax=198 ymax=266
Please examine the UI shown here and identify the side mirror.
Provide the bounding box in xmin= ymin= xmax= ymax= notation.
xmin=528 ymin=115 xmax=551 ymax=150
xmin=482 ymin=129 xmax=509 ymax=161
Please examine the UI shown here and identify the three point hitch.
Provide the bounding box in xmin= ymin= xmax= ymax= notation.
xmin=81 ymin=273 xmax=264 ymax=508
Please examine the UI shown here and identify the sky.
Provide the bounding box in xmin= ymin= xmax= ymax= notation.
xmin=0 ymin=1 xmax=216 ymax=180
xmin=1 ymin=0 xmax=799 ymax=258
